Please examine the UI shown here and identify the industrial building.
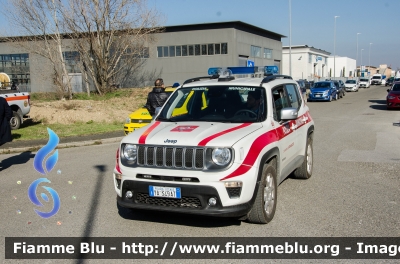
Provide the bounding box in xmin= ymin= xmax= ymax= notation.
xmin=0 ymin=21 xmax=285 ymax=92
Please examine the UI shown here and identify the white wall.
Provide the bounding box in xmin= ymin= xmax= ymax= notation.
xmin=282 ymin=46 xmax=330 ymax=81
xmin=327 ymin=56 xmax=356 ymax=78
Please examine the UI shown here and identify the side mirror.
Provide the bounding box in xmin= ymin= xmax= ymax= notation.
xmin=280 ymin=107 xmax=298 ymax=121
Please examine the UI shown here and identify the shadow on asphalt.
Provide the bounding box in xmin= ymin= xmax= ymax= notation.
xmin=0 ymin=151 xmax=35 ymax=170
xmin=77 ymin=165 xmax=107 ymax=264
xmin=368 ymin=99 xmax=386 ymax=104
xmin=117 ymin=202 xmax=242 ymax=227
xmin=369 ymin=104 xmax=388 ymax=110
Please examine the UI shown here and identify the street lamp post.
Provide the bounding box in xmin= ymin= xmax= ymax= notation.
xmin=361 ymin=49 xmax=364 ymax=76
xmin=334 ymin=16 xmax=340 ymax=78
xmin=357 ymin=33 xmax=361 ymax=76
xmin=369 ymin=43 xmax=373 ymax=75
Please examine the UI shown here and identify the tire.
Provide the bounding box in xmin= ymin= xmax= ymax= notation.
xmin=247 ymin=160 xmax=277 ymax=224
xmin=335 ymin=93 xmax=339 ymax=100
xmin=328 ymin=95 xmax=332 ymax=102
xmin=10 ymin=111 xmax=21 ymax=130
xmin=293 ymin=135 xmax=313 ymax=179
xmin=356 ymin=89 xmax=359 ymax=92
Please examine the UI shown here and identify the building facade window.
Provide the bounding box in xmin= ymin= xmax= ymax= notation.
xmin=182 ymin=45 xmax=188 ymax=56
xmin=251 ymin=45 xmax=261 ymax=57
xmin=188 ymin=45 xmax=194 ymax=56
xmin=0 ymin=53 xmax=30 ymax=91
xmin=157 ymin=43 xmax=228 ymax=58
xmin=215 ymin=43 xmax=221 ymax=54
xmin=308 ymin=54 xmax=312 ymax=63
xmin=169 ymin=46 xmax=175 ymax=57
xmin=221 ymin=43 xmax=228 ymax=54
xmin=195 ymin=44 xmax=200 ymax=56
xmin=263 ymin=48 xmax=272 ymax=59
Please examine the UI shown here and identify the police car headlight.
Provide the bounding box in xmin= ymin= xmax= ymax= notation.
xmin=212 ymin=148 xmax=231 ymax=166
xmin=123 ymin=144 xmax=137 ymax=162
xmin=125 ymin=117 xmax=131 ymax=124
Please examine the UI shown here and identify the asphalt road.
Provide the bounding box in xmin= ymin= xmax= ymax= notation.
xmin=1 ymin=85 xmax=400 ymax=263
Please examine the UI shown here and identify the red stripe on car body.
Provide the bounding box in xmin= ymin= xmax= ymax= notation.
xmin=220 ymin=111 xmax=312 ymax=181
xmin=197 ymin=123 xmax=251 ymax=146
xmin=138 ymin=121 xmax=160 ymax=144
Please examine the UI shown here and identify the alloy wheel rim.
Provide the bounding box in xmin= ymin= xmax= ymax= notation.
xmin=263 ymin=173 xmax=275 ymax=216
xmin=307 ymin=144 xmax=312 ymax=174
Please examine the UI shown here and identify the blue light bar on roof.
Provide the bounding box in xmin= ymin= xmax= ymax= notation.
xmin=208 ymin=66 xmax=279 ymax=76
xmin=265 ymin=66 xmax=279 ymax=75
xmin=208 ymin=67 xmax=255 ymax=75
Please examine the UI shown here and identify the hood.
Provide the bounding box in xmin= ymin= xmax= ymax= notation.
xmin=388 ymin=90 xmax=400 ymax=95
xmin=122 ymin=121 xmax=263 ymax=147
xmin=128 ymin=107 xmax=152 ymax=120
xmin=344 ymin=83 xmax=357 ymax=87
xmin=311 ymin=88 xmax=331 ymax=93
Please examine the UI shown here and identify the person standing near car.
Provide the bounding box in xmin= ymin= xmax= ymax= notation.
xmin=0 ymin=97 xmax=12 ymax=147
xmin=145 ymin=78 xmax=170 ymax=116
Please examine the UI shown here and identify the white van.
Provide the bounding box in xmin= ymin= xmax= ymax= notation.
xmin=359 ymin=77 xmax=370 ymax=88
xmin=371 ymin=74 xmax=383 ymax=85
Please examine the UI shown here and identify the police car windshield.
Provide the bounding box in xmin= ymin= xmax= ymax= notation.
xmin=157 ymin=86 xmax=266 ymax=123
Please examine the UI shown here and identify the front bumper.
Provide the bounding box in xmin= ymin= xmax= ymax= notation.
xmin=387 ymin=100 xmax=400 ymax=109
xmin=345 ymin=87 xmax=357 ymax=91
xmin=123 ymin=123 xmax=149 ymax=135
xmin=117 ymin=180 xmax=253 ymax=217
xmin=308 ymin=94 xmax=331 ymax=101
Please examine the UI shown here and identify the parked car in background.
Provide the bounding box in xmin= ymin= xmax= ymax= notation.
xmin=385 ymin=77 xmax=394 ymax=87
xmin=371 ymin=74 xmax=383 ymax=85
xmin=308 ymin=81 xmax=339 ymax=102
xmin=338 ymin=80 xmax=345 ymax=89
xmin=344 ymin=80 xmax=359 ymax=92
xmin=296 ymin=80 xmax=307 ymax=100
xmin=386 ymin=81 xmax=400 ymax=110
xmin=359 ymin=78 xmax=370 ymax=88
xmin=333 ymin=80 xmax=345 ymax=98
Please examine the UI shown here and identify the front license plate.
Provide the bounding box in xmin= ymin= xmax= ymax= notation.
xmin=315 ymin=95 xmax=321 ymax=97
xmin=149 ymin=186 xmax=181 ymax=199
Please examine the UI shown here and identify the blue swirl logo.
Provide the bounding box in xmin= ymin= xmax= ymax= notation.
xmin=33 ymin=128 xmax=59 ymax=175
xmin=29 ymin=128 xmax=60 ymax=218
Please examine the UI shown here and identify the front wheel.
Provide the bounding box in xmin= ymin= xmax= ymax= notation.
xmin=293 ymin=135 xmax=313 ymax=179
xmin=10 ymin=111 xmax=21 ymax=130
xmin=247 ymin=161 xmax=277 ymax=224
xmin=335 ymin=93 xmax=339 ymax=100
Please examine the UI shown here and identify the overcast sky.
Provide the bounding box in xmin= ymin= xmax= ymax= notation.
xmin=150 ymin=0 xmax=400 ymax=70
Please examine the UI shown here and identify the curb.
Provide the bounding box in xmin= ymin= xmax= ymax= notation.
xmin=0 ymin=137 xmax=124 ymax=154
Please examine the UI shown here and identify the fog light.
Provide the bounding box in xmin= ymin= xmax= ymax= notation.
xmin=208 ymin=197 xmax=217 ymax=206
xmin=224 ymin=181 xmax=243 ymax=188
xmin=125 ymin=191 xmax=133 ymax=199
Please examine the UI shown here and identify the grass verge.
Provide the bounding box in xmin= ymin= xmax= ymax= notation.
xmin=12 ymin=120 xmax=123 ymax=141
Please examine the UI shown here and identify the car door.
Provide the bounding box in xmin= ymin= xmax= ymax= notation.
xmin=271 ymin=85 xmax=299 ymax=180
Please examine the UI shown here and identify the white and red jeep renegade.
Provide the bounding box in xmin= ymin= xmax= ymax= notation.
xmin=114 ymin=67 xmax=315 ymax=224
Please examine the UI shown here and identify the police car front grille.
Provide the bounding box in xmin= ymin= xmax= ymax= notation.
xmin=137 ymin=145 xmax=205 ymax=170
xmin=136 ymin=193 xmax=202 ymax=209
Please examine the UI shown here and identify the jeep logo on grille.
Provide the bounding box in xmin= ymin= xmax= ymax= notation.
xmin=164 ymin=139 xmax=177 ymax=144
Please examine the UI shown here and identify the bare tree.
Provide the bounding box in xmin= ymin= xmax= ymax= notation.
xmin=3 ymin=0 xmax=73 ymax=99
xmin=2 ymin=0 xmax=163 ymax=96
xmin=63 ymin=0 xmax=163 ymax=94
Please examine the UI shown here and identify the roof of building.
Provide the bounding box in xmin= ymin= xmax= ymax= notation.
xmin=163 ymin=21 xmax=286 ymax=41
xmin=282 ymin=45 xmax=330 ymax=55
